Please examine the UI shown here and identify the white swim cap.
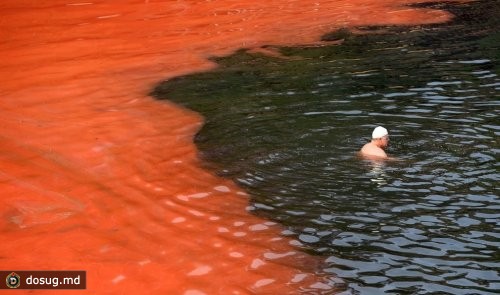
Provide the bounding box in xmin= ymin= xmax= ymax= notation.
xmin=372 ymin=126 xmax=388 ymax=139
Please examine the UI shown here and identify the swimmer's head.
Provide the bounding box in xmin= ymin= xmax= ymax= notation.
xmin=372 ymin=126 xmax=389 ymax=148
xmin=372 ymin=126 xmax=388 ymax=139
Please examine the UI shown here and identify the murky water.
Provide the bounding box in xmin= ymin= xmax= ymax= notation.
xmin=154 ymin=1 xmax=500 ymax=294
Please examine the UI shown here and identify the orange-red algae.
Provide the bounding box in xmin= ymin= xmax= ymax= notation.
xmin=0 ymin=0 xmax=466 ymax=293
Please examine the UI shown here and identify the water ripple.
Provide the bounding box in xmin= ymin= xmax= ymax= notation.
xmin=153 ymin=1 xmax=500 ymax=293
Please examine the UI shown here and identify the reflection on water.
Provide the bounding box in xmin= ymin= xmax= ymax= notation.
xmin=365 ymin=160 xmax=389 ymax=187
xmin=154 ymin=1 xmax=500 ymax=294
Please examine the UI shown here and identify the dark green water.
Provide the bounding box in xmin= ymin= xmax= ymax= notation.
xmin=152 ymin=1 xmax=499 ymax=294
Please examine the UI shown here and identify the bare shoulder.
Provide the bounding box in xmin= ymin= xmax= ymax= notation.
xmin=360 ymin=143 xmax=387 ymax=159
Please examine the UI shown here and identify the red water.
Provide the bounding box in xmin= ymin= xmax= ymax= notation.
xmin=0 ymin=0 xmax=465 ymax=293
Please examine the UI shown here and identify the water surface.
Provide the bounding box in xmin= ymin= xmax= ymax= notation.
xmin=153 ymin=1 xmax=500 ymax=294
xmin=2 ymin=0 xmax=466 ymax=293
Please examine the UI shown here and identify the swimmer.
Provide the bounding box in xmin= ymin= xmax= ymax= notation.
xmin=360 ymin=126 xmax=390 ymax=159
